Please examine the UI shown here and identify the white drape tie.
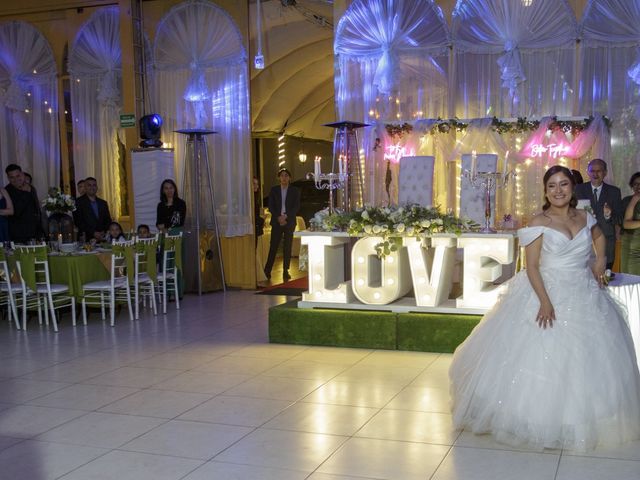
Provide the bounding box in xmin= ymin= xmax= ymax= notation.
xmin=497 ymin=42 xmax=526 ymax=98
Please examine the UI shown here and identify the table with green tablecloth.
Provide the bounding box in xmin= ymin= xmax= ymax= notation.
xmin=8 ymin=251 xmax=111 ymax=300
xmin=47 ymin=253 xmax=111 ymax=299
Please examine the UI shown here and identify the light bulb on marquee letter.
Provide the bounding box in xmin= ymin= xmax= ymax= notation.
xmin=351 ymin=237 xmax=412 ymax=305
xmin=300 ymin=235 xmax=354 ymax=304
xmin=456 ymin=236 xmax=515 ymax=309
xmin=404 ymin=236 xmax=457 ymax=307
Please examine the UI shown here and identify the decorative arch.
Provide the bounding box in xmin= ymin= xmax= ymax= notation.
xmin=69 ymin=6 xmax=123 ymax=216
xmin=579 ymin=0 xmax=640 ymax=185
xmin=151 ymin=0 xmax=251 ymax=236
xmin=335 ymin=0 xmax=450 ymax=124
xmin=451 ymin=0 xmax=578 ymax=117
xmin=334 ymin=0 xmax=450 ymax=206
xmin=0 ymin=20 xmax=59 ymax=196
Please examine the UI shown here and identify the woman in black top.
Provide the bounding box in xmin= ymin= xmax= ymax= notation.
xmin=156 ymin=179 xmax=187 ymax=233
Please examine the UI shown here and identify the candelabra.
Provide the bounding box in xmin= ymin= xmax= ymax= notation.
xmin=463 ymin=168 xmax=516 ymax=233
xmin=306 ymin=156 xmax=348 ymax=214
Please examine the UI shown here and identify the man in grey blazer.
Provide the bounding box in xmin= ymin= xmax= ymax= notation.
xmin=575 ymin=159 xmax=623 ymax=270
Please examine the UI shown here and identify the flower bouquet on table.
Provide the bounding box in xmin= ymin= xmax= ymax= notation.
xmin=42 ymin=187 xmax=76 ymax=215
xmin=309 ymin=204 xmax=477 ymax=258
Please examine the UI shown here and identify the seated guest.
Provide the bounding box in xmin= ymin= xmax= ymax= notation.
xmin=5 ymin=164 xmax=43 ymax=243
xmin=76 ymin=179 xmax=86 ymax=198
xmin=136 ymin=224 xmax=152 ymax=239
xmin=74 ymin=177 xmax=112 ymax=242
xmin=156 ymin=179 xmax=186 ymax=233
xmin=23 ymin=172 xmax=32 ymax=186
xmin=105 ymin=222 xmax=125 ymax=243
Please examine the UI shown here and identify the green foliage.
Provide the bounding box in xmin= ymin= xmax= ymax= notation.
xmin=309 ymin=204 xmax=478 ymax=258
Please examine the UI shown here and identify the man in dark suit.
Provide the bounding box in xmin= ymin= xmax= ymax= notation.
xmin=264 ymin=168 xmax=301 ymax=281
xmin=575 ymin=159 xmax=623 ymax=270
xmin=74 ymin=177 xmax=112 ymax=242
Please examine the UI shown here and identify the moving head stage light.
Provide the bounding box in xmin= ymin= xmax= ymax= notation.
xmin=139 ymin=114 xmax=163 ymax=148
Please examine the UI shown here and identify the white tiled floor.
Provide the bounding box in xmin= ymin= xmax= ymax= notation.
xmin=0 ymin=291 xmax=638 ymax=479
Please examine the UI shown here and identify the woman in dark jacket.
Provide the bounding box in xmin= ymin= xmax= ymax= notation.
xmin=156 ymin=179 xmax=186 ymax=233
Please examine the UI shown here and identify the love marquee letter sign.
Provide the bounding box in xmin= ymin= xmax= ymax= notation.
xmin=299 ymin=232 xmax=516 ymax=313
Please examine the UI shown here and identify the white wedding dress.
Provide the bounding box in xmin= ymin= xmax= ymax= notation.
xmin=450 ymin=214 xmax=640 ymax=451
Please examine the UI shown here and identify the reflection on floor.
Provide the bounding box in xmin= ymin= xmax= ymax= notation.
xmin=0 ymin=292 xmax=638 ymax=480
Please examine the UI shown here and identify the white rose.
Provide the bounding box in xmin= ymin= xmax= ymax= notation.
xmin=395 ymin=223 xmax=405 ymax=233
xmin=434 ymin=218 xmax=443 ymax=225
xmin=361 ymin=210 xmax=370 ymax=220
xmin=372 ymin=225 xmax=382 ymax=234
xmin=363 ymin=225 xmax=373 ymax=234
xmin=420 ymin=220 xmax=431 ymax=228
xmin=406 ymin=226 xmax=415 ymax=235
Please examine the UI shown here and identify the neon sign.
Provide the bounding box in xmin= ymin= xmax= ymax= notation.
xmin=529 ymin=143 xmax=570 ymax=158
xmin=384 ymin=144 xmax=415 ymax=164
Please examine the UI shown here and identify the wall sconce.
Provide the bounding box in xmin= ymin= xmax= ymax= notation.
xmin=298 ymin=151 xmax=307 ymax=163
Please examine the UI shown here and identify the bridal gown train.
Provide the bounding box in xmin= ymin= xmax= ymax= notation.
xmin=449 ymin=214 xmax=640 ymax=451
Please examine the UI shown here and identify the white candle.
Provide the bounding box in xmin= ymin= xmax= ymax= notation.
xmin=471 ymin=150 xmax=477 ymax=176
xmin=339 ymin=155 xmax=344 ymax=175
xmin=502 ymin=150 xmax=509 ymax=176
xmin=314 ymin=156 xmax=321 ymax=178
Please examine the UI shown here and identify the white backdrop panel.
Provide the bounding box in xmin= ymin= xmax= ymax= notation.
xmin=132 ymin=149 xmax=175 ymax=231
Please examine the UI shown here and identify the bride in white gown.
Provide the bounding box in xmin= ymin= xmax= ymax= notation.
xmin=450 ymin=165 xmax=640 ymax=451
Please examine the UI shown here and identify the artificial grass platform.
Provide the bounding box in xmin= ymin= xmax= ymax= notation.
xmin=269 ymin=300 xmax=481 ymax=353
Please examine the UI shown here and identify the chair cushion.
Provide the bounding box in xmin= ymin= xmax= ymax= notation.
xmin=37 ymin=284 xmax=69 ymax=294
xmin=83 ymin=277 xmax=128 ymax=290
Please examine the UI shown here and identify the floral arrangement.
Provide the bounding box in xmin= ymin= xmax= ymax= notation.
xmin=309 ymin=204 xmax=478 ymax=257
xmin=42 ymin=187 xmax=76 ymax=214
xmin=385 ymin=122 xmax=413 ymax=138
xmin=384 ymin=115 xmax=612 ymax=138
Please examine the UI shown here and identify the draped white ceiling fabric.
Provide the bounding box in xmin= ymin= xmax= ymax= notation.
xmin=335 ymin=0 xmax=449 ymax=205
xmin=0 ymin=21 xmax=59 ymax=196
xmin=151 ymin=0 xmax=251 ymax=237
xmin=335 ymin=0 xmax=640 ymax=210
xmin=69 ymin=7 xmax=123 ymax=217
xmin=579 ymin=0 xmax=640 ymax=187
xmin=451 ymin=0 xmax=577 ymax=117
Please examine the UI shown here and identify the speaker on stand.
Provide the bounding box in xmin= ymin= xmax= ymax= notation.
xmin=175 ymin=128 xmax=226 ymax=294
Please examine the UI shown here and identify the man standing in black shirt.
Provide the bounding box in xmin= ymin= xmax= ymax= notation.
xmin=5 ymin=164 xmax=43 ymax=243
xmin=264 ymin=168 xmax=301 ymax=281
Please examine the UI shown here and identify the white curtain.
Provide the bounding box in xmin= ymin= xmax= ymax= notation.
xmin=151 ymin=0 xmax=251 ymax=237
xmin=0 ymin=21 xmax=59 ymax=196
xmin=579 ymin=0 xmax=640 ymax=187
xmin=335 ymin=0 xmax=450 ymax=205
xmin=451 ymin=0 xmax=577 ymax=118
xmin=68 ymin=7 xmax=123 ymax=217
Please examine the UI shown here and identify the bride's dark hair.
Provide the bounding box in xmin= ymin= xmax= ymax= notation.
xmin=542 ymin=165 xmax=578 ymax=210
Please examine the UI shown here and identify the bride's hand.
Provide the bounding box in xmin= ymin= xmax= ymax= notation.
xmin=536 ymin=301 xmax=555 ymax=329
xmin=591 ymin=262 xmax=607 ymax=288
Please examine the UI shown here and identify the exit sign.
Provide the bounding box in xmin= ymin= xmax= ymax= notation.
xmin=120 ymin=114 xmax=136 ymax=128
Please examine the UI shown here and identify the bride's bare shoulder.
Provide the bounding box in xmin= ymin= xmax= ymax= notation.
xmin=527 ymin=213 xmax=550 ymax=227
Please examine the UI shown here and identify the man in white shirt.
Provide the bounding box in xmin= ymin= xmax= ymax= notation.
xmin=264 ymin=168 xmax=301 ymax=281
